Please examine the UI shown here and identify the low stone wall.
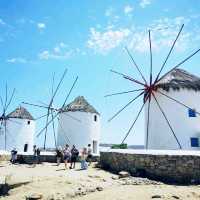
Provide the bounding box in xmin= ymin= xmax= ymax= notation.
xmin=100 ymin=150 xmax=200 ymax=183
xmin=0 ymin=154 xmax=10 ymax=162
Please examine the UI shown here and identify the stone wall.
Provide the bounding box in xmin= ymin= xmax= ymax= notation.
xmin=0 ymin=154 xmax=10 ymax=162
xmin=100 ymin=150 xmax=200 ymax=183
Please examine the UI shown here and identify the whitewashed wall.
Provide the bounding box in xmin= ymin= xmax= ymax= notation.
xmin=145 ymin=88 xmax=200 ymax=150
xmin=57 ymin=111 xmax=101 ymax=154
xmin=0 ymin=119 xmax=35 ymax=152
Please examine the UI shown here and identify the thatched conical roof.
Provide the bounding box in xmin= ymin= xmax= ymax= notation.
xmin=7 ymin=106 xmax=34 ymax=120
xmin=156 ymin=68 xmax=200 ymax=92
xmin=62 ymin=96 xmax=99 ymax=115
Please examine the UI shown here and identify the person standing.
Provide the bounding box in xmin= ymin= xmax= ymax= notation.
xmin=36 ymin=148 xmax=41 ymax=164
xmin=33 ymin=145 xmax=37 ymax=167
xmin=80 ymin=147 xmax=88 ymax=170
xmin=11 ymin=148 xmax=17 ymax=164
xmin=70 ymin=145 xmax=79 ymax=169
xmin=87 ymin=144 xmax=93 ymax=166
xmin=56 ymin=146 xmax=63 ymax=166
xmin=63 ymin=144 xmax=71 ymax=169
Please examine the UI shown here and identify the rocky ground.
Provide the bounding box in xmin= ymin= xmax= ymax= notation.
xmin=0 ymin=161 xmax=200 ymax=200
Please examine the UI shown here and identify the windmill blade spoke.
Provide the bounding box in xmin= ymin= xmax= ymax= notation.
xmin=108 ymin=91 xmax=144 ymax=122
xmin=155 ymin=24 xmax=184 ymax=83
xmin=35 ymin=113 xmax=49 ymax=120
xmin=148 ymin=30 xmax=153 ymax=85
xmin=5 ymin=88 xmax=16 ymax=112
xmin=36 ymin=112 xmax=59 ymax=138
xmin=62 ymin=76 xmax=78 ymax=108
xmin=62 ymin=112 xmax=81 ymax=123
xmin=110 ymin=69 xmax=146 ymax=87
xmin=51 ymin=72 xmax=55 ymax=97
xmin=152 ymin=93 xmax=182 ymax=149
xmin=22 ymin=102 xmax=57 ymax=111
xmin=4 ymin=83 xmax=8 ymax=112
xmin=4 ymin=120 xmax=7 ymax=150
xmin=124 ymin=46 xmax=147 ymax=84
xmin=50 ymin=110 xmax=57 ymax=148
xmin=157 ymin=47 xmax=200 ymax=83
xmin=121 ymin=98 xmax=146 ymax=144
xmin=0 ymin=96 xmax=4 ymax=113
xmin=43 ymin=109 xmax=50 ymax=149
xmin=49 ymin=68 xmax=68 ymax=106
xmin=157 ymin=90 xmax=200 ymax=116
xmin=104 ymin=89 xmax=144 ymax=98
xmin=57 ymin=118 xmax=71 ymax=144
xmin=37 ymin=101 xmax=49 ymax=107
xmin=146 ymin=97 xmax=151 ymax=149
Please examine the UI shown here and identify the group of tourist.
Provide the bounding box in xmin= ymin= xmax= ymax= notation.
xmin=10 ymin=144 xmax=93 ymax=169
xmin=56 ymin=144 xmax=93 ymax=170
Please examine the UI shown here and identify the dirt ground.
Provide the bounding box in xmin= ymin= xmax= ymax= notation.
xmin=0 ymin=161 xmax=200 ymax=200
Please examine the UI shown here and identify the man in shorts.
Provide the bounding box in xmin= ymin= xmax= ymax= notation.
xmin=87 ymin=144 xmax=92 ymax=166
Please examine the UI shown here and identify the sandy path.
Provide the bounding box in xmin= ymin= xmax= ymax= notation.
xmin=0 ymin=161 xmax=200 ymax=200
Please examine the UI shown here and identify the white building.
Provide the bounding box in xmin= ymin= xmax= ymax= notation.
xmin=0 ymin=106 xmax=35 ymax=152
xmin=146 ymin=69 xmax=200 ymax=150
xmin=57 ymin=96 xmax=101 ymax=154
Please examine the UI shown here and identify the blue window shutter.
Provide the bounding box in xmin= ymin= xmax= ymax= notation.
xmin=188 ymin=108 xmax=196 ymax=117
xmin=191 ymin=138 xmax=199 ymax=147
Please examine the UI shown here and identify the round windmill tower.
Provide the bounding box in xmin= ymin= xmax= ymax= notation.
xmin=147 ymin=68 xmax=200 ymax=150
xmin=0 ymin=106 xmax=35 ymax=152
xmin=57 ymin=96 xmax=101 ymax=154
xmin=106 ymin=24 xmax=200 ymax=150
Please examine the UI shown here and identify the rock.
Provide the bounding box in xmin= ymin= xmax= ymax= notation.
xmin=118 ymin=171 xmax=130 ymax=178
xmin=86 ymin=187 xmax=96 ymax=193
xmin=75 ymin=191 xmax=82 ymax=196
xmin=151 ymin=195 xmax=162 ymax=198
xmin=75 ymin=190 xmax=86 ymax=196
xmin=0 ymin=177 xmax=9 ymax=196
xmin=96 ymin=186 xmax=103 ymax=191
xmin=25 ymin=193 xmax=43 ymax=200
xmin=172 ymin=195 xmax=180 ymax=199
xmin=46 ymin=195 xmax=55 ymax=200
xmin=111 ymin=176 xmax=119 ymax=180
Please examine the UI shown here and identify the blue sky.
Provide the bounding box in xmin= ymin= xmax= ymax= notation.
xmin=1 ymin=0 xmax=200 ymax=147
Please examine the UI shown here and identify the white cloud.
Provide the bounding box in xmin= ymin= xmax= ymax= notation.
xmin=87 ymin=28 xmax=130 ymax=54
xmin=105 ymin=7 xmax=114 ymax=17
xmin=7 ymin=57 xmax=27 ymax=63
xmin=124 ymin=5 xmax=134 ymax=15
xmin=38 ymin=42 xmax=78 ymax=60
xmin=87 ymin=16 xmax=199 ymax=55
xmin=37 ymin=23 xmax=46 ymax=29
xmin=140 ymin=0 xmax=151 ymax=8
xmin=127 ymin=16 xmax=192 ymax=53
xmin=38 ymin=50 xmax=50 ymax=60
xmin=54 ymin=47 xmax=60 ymax=53
xmin=59 ymin=42 xmax=67 ymax=48
xmin=0 ymin=18 xmax=6 ymax=25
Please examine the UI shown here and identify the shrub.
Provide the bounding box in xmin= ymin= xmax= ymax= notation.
xmin=111 ymin=144 xmax=127 ymax=149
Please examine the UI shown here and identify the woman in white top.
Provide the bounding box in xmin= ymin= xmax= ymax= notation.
xmin=81 ymin=147 xmax=88 ymax=170
xmin=63 ymin=144 xmax=71 ymax=169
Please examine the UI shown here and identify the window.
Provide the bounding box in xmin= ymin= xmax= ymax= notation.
xmin=94 ymin=115 xmax=97 ymax=122
xmin=27 ymin=120 xmax=30 ymax=125
xmin=191 ymin=137 xmax=199 ymax=147
xmin=93 ymin=140 xmax=98 ymax=153
xmin=24 ymin=143 xmax=28 ymax=152
xmin=188 ymin=108 xmax=196 ymax=117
